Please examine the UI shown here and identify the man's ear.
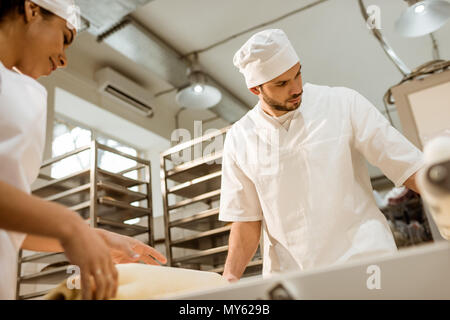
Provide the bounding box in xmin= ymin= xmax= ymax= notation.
xmin=24 ymin=0 xmax=41 ymax=23
xmin=249 ymin=86 xmax=260 ymax=96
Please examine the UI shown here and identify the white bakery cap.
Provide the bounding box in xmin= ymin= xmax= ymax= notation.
xmin=233 ymin=29 xmax=299 ymax=88
xmin=30 ymin=0 xmax=81 ymax=31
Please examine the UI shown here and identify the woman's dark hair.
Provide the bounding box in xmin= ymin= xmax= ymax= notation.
xmin=0 ymin=0 xmax=53 ymax=24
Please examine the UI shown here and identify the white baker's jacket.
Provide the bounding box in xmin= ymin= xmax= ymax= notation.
xmin=0 ymin=62 xmax=47 ymax=299
xmin=219 ymin=83 xmax=425 ymax=276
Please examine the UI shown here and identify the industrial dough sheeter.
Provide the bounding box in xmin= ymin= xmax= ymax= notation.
xmin=166 ymin=240 xmax=450 ymax=300
xmin=166 ymin=156 xmax=450 ymax=300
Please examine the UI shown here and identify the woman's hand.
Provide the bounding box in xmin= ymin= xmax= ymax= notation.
xmin=60 ymin=222 xmax=118 ymax=300
xmin=95 ymin=229 xmax=167 ymax=265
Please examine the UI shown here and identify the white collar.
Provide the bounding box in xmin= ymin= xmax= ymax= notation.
xmin=256 ymin=100 xmax=300 ymax=131
xmin=0 ymin=61 xmax=46 ymax=95
xmin=249 ymin=83 xmax=311 ymax=132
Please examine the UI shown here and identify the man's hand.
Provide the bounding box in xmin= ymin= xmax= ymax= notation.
xmin=404 ymin=172 xmax=420 ymax=194
xmin=95 ymin=229 xmax=167 ymax=265
xmin=222 ymin=221 xmax=262 ymax=282
xmin=222 ymin=273 xmax=239 ymax=283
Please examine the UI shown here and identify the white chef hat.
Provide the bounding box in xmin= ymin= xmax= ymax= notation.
xmin=233 ymin=29 xmax=299 ymax=88
xmin=30 ymin=0 xmax=81 ymax=31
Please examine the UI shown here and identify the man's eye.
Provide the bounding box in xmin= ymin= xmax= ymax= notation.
xmin=277 ymin=82 xmax=287 ymax=87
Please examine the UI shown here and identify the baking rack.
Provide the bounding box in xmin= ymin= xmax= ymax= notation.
xmin=160 ymin=126 xmax=263 ymax=278
xmin=16 ymin=140 xmax=153 ymax=299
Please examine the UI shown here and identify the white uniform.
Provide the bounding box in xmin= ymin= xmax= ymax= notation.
xmin=0 ymin=62 xmax=47 ymax=299
xmin=219 ymin=83 xmax=425 ymax=276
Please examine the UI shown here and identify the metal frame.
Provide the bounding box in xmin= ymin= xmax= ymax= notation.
xmin=90 ymin=140 xmax=99 ymax=228
xmin=146 ymin=160 xmax=154 ymax=247
xmin=160 ymin=126 xmax=263 ymax=275
xmin=390 ymin=70 xmax=450 ymax=243
xmin=358 ymin=0 xmax=412 ymax=76
xmin=16 ymin=141 xmax=154 ymax=300
xmin=390 ymin=69 xmax=450 ymax=149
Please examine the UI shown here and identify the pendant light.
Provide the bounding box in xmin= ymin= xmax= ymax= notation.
xmin=175 ymin=53 xmax=222 ymax=109
xmin=395 ymin=0 xmax=450 ymax=38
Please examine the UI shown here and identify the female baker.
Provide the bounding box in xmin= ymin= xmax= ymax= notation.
xmin=0 ymin=0 xmax=166 ymax=300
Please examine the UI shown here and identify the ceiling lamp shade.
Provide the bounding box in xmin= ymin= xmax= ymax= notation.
xmin=175 ymin=57 xmax=222 ymax=109
xmin=395 ymin=0 xmax=450 ymax=37
xmin=175 ymin=82 xmax=222 ymax=110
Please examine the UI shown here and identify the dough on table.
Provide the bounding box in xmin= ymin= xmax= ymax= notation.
xmin=45 ymin=263 xmax=229 ymax=300
xmin=114 ymin=263 xmax=229 ymax=299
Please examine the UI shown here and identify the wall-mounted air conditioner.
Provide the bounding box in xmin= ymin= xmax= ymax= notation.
xmin=95 ymin=67 xmax=154 ymax=118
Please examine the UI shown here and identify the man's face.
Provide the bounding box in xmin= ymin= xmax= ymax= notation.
xmin=16 ymin=4 xmax=75 ymax=79
xmin=255 ymin=62 xmax=303 ymax=112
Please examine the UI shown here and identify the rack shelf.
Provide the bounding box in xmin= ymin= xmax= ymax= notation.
xmin=18 ymin=289 xmax=51 ymax=300
xmin=208 ymin=259 xmax=264 ymax=277
xmin=168 ymin=189 xmax=221 ymax=211
xmin=20 ymin=252 xmax=67 ymax=265
xmin=33 ymin=169 xmax=147 ymax=198
xmin=96 ymin=217 xmax=148 ymax=237
xmin=168 ymin=171 xmax=222 ymax=198
xmin=67 ymin=198 xmax=151 ymax=223
xmin=169 ymin=208 xmax=225 ymax=231
xmin=166 ymin=152 xmax=223 ymax=183
xmin=19 ymin=266 xmax=70 ymax=286
xmin=161 ymin=127 xmax=262 ymax=278
xmin=41 ymin=181 xmax=147 ymax=208
xmin=170 ymin=225 xmax=231 ymax=249
xmin=172 ymin=245 xmax=229 ymax=265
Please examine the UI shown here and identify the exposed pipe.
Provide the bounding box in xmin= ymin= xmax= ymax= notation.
xmin=430 ymin=33 xmax=441 ymax=60
xmin=97 ymin=19 xmax=132 ymax=43
xmin=358 ymin=0 xmax=412 ymax=76
xmin=175 ymin=107 xmax=186 ymax=130
xmin=96 ymin=17 xmax=251 ymax=123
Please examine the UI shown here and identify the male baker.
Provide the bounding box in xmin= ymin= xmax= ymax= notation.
xmin=219 ymin=29 xmax=423 ymax=281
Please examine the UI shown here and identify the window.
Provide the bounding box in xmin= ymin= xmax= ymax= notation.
xmin=51 ymin=117 xmax=141 ymax=180
xmin=51 ymin=118 xmax=91 ymax=179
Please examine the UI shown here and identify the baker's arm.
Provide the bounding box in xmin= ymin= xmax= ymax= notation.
xmin=0 ymin=180 xmax=118 ymax=299
xmin=403 ymin=172 xmax=420 ymax=194
xmin=220 ymin=129 xmax=263 ymax=282
xmin=223 ymin=221 xmax=261 ymax=282
xmin=21 ymin=234 xmax=63 ymax=252
xmin=349 ymin=89 xmax=425 ymax=190
xmin=22 ymin=229 xmax=167 ymax=265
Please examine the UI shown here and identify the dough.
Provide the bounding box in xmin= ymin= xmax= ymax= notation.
xmin=113 ymin=264 xmax=229 ymax=299
xmin=45 ymin=263 xmax=229 ymax=300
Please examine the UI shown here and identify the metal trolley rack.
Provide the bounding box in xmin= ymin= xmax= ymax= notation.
xmin=16 ymin=141 xmax=154 ymax=300
xmin=160 ymin=126 xmax=263 ymax=277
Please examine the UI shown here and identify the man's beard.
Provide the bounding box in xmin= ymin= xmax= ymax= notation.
xmin=260 ymin=88 xmax=303 ymax=112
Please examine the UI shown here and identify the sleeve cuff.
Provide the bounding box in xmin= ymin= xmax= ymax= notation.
xmin=394 ymin=159 xmax=426 ymax=188
xmin=218 ymin=214 xmax=263 ymax=222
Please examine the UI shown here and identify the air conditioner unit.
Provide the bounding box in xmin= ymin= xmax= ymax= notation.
xmin=95 ymin=67 xmax=154 ymax=118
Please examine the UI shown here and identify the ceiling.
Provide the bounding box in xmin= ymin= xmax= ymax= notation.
xmin=132 ymin=0 xmax=450 ymax=114
xmin=67 ymin=0 xmax=450 ymax=129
